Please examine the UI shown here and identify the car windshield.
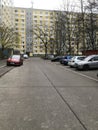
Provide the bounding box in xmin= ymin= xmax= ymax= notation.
xmin=11 ymin=55 xmax=20 ymax=59
xmin=83 ymin=55 xmax=95 ymax=61
xmin=68 ymin=56 xmax=72 ymax=59
xmin=71 ymin=56 xmax=76 ymax=60
xmin=77 ymin=56 xmax=86 ymax=60
xmin=64 ymin=56 xmax=67 ymax=59
xmin=24 ymin=54 xmax=27 ymax=56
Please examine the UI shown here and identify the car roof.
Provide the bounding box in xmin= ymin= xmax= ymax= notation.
xmin=72 ymin=55 xmax=85 ymax=58
xmin=84 ymin=55 xmax=98 ymax=60
xmin=74 ymin=55 xmax=85 ymax=57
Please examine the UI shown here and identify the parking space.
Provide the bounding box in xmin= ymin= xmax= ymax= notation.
xmin=67 ymin=66 xmax=98 ymax=80
xmin=52 ymin=61 xmax=98 ymax=81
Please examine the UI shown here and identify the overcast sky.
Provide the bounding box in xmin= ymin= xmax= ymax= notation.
xmin=13 ymin=0 xmax=82 ymax=11
xmin=13 ymin=0 xmax=63 ymax=10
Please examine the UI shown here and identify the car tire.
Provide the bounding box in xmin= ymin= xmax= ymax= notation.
xmin=83 ymin=64 xmax=89 ymax=70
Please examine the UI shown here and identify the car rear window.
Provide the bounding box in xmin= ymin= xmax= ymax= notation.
xmin=12 ymin=55 xmax=20 ymax=59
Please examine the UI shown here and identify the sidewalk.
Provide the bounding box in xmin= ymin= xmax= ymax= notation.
xmin=0 ymin=59 xmax=6 ymax=68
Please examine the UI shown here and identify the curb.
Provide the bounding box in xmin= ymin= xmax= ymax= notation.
xmin=0 ymin=68 xmax=12 ymax=77
xmin=0 ymin=65 xmax=6 ymax=69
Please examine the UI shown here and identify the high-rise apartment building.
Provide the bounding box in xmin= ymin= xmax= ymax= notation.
xmin=14 ymin=8 xmax=55 ymax=55
xmin=14 ymin=7 xmax=34 ymax=55
xmin=32 ymin=9 xmax=55 ymax=56
xmin=25 ymin=8 xmax=33 ymax=55
xmin=0 ymin=0 xmax=14 ymax=27
xmin=0 ymin=2 xmax=98 ymax=57
xmin=0 ymin=0 xmax=14 ymax=51
xmin=14 ymin=7 xmax=98 ymax=56
xmin=14 ymin=8 xmax=26 ymax=54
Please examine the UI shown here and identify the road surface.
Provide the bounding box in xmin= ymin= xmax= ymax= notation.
xmin=0 ymin=57 xmax=98 ymax=130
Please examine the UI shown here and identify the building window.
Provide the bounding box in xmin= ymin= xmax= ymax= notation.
xmin=34 ymin=16 xmax=37 ymax=18
xmin=21 ymin=10 xmax=24 ymax=13
xmin=15 ymin=10 xmax=18 ymax=12
xmin=21 ymin=19 xmax=24 ymax=22
xmin=16 ymin=28 xmax=18 ymax=30
xmin=21 ymin=28 xmax=24 ymax=31
xmin=15 ymin=23 xmax=18 ymax=26
xmin=15 ymin=19 xmax=18 ymax=22
xmin=34 ymin=20 xmax=37 ymax=23
xmin=45 ymin=12 xmax=48 ymax=14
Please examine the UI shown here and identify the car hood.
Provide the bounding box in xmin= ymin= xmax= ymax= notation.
xmin=8 ymin=58 xmax=20 ymax=62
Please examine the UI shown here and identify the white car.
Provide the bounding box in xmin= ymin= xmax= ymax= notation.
xmin=23 ymin=54 xmax=28 ymax=59
xmin=68 ymin=56 xmax=86 ymax=68
xmin=76 ymin=55 xmax=98 ymax=70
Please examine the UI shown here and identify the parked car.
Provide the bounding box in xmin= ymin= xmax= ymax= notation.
xmin=23 ymin=54 xmax=28 ymax=59
xmin=48 ymin=54 xmax=54 ymax=60
xmin=7 ymin=55 xmax=23 ymax=66
xmin=68 ymin=56 xmax=86 ymax=68
xmin=76 ymin=55 xmax=98 ymax=70
xmin=51 ymin=56 xmax=64 ymax=62
xmin=60 ymin=55 xmax=73 ymax=65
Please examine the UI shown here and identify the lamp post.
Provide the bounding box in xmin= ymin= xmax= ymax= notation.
xmin=31 ymin=1 xmax=34 ymax=56
xmin=80 ymin=0 xmax=86 ymax=52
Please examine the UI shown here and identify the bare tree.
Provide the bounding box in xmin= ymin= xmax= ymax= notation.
xmin=33 ymin=23 xmax=55 ymax=58
xmin=84 ymin=0 xmax=98 ymax=50
xmin=76 ymin=0 xmax=98 ymax=51
xmin=54 ymin=11 xmax=67 ymax=55
xmin=0 ymin=23 xmax=20 ymax=58
xmin=54 ymin=0 xmax=79 ymax=55
xmin=73 ymin=13 xmax=83 ymax=54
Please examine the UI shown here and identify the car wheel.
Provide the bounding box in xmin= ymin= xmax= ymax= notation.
xmin=83 ymin=64 xmax=89 ymax=70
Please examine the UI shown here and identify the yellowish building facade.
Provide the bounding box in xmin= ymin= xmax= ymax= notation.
xmin=14 ymin=7 xmax=98 ymax=56
xmin=14 ymin=7 xmax=55 ymax=55
xmin=32 ymin=9 xmax=55 ymax=55
xmin=0 ymin=0 xmax=14 ymax=27
xmin=14 ymin=8 xmax=26 ymax=54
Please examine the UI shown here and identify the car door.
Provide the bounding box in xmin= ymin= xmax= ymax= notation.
xmin=89 ymin=56 xmax=98 ymax=69
xmin=93 ymin=56 xmax=98 ymax=68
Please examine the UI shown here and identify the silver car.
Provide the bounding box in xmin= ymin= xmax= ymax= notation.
xmin=68 ymin=56 xmax=86 ymax=68
xmin=76 ymin=55 xmax=98 ymax=70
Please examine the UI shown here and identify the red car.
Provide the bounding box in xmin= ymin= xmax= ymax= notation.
xmin=7 ymin=55 xmax=23 ymax=66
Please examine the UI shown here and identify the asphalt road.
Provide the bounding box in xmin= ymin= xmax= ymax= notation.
xmin=0 ymin=57 xmax=98 ymax=130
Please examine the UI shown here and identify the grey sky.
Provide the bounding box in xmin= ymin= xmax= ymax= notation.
xmin=13 ymin=0 xmax=83 ymax=11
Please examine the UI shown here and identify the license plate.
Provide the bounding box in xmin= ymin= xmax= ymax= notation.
xmin=11 ymin=62 xmax=15 ymax=64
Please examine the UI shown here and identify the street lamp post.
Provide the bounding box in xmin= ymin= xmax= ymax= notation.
xmin=80 ymin=0 xmax=86 ymax=52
